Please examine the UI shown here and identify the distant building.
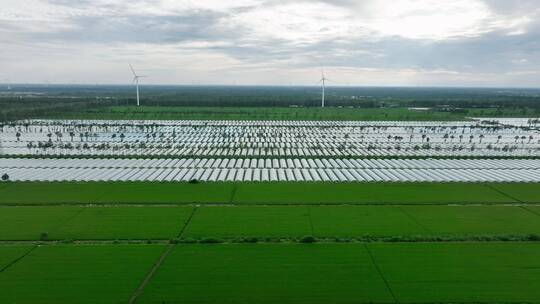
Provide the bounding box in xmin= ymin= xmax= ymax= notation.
xmin=408 ymin=107 xmax=431 ymax=112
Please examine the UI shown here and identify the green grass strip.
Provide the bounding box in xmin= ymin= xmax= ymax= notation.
xmin=0 ymin=181 xmax=538 ymax=205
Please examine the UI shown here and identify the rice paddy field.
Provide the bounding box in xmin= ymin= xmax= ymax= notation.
xmin=1 ymin=116 xmax=540 ymax=303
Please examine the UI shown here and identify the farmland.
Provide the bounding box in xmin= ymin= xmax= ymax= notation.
xmin=3 ymin=243 xmax=539 ymax=303
xmin=1 ymin=109 xmax=539 ymax=303
xmin=0 ymin=181 xmax=539 ymax=205
xmin=138 ymin=243 xmax=540 ymax=303
xmin=2 ymin=205 xmax=540 ymax=242
xmin=0 ymin=245 xmax=165 ymax=304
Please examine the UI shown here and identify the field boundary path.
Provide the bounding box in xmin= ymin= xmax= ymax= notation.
xmin=364 ymin=243 xmax=399 ymax=304
xmin=484 ymin=184 xmax=524 ymax=203
xmin=396 ymin=206 xmax=433 ymax=234
xmin=0 ymin=245 xmax=37 ymax=273
xmin=128 ymin=244 xmax=174 ymax=304
xmin=520 ymin=206 xmax=540 ymax=218
xmin=128 ymin=206 xmax=199 ymax=304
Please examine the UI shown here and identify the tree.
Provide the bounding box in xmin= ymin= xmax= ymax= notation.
xmin=1 ymin=173 xmax=9 ymax=181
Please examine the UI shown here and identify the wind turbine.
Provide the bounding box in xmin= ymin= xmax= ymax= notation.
xmin=319 ymin=69 xmax=329 ymax=108
xmin=129 ymin=64 xmax=147 ymax=107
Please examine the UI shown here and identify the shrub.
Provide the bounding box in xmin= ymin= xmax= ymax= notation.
xmin=39 ymin=232 xmax=49 ymax=241
xmin=188 ymin=179 xmax=199 ymax=184
xmin=179 ymin=237 xmax=197 ymax=244
xmin=527 ymin=234 xmax=540 ymax=241
xmin=243 ymin=237 xmax=259 ymax=243
xmin=234 ymin=237 xmax=258 ymax=243
xmin=299 ymin=235 xmax=317 ymax=243
xmin=199 ymin=237 xmax=223 ymax=244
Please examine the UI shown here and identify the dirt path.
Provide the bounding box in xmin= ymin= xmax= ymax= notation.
xmin=128 ymin=206 xmax=198 ymax=304
xmin=128 ymin=244 xmax=175 ymax=304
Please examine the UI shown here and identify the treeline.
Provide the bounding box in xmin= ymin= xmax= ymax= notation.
xmin=0 ymin=97 xmax=110 ymax=122
xmin=1 ymin=85 xmax=540 ymax=121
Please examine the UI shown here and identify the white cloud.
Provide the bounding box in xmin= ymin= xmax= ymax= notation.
xmin=228 ymin=0 xmax=533 ymax=42
xmin=0 ymin=0 xmax=539 ymax=86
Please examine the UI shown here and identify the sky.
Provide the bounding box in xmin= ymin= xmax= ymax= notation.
xmin=0 ymin=0 xmax=539 ymax=87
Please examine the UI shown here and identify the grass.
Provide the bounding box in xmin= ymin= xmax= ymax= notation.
xmin=1 ymin=181 xmax=537 ymax=205
xmin=138 ymin=244 xmax=395 ymax=304
xmin=0 ymin=206 xmax=194 ymax=241
xmin=0 ymin=244 xmax=165 ymax=304
xmin=369 ymin=242 xmax=540 ymax=303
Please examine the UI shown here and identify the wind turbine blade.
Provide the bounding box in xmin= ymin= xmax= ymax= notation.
xmin=129 ymin=63 xmax=137 ymax=76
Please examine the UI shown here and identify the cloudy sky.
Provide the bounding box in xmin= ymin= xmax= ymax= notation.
xmin=1 ymin=0 xmax=539 ymax=86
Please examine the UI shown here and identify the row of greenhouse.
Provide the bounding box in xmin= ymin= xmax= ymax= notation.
xmin=2 ymin=157 xmax=538 ymax=170
xmin=2 ymin=145 xmax=538 ymax=157
xmin=2 ymin=167 xmax=538 ymax=182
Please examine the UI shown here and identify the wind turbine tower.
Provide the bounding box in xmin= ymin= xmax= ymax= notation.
xmin=319 ymin=70 xmax=328 ymax=108
xmin=129 ymin=64 xmax=146 ymax=107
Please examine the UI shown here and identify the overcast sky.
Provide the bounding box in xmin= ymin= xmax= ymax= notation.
xmin=1 ymin=0 xmax=539 ymax=86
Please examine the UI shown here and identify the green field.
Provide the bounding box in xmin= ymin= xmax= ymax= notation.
xmin=2 ymin=205 xmax=540 ymax=242
xmin=50 ymin=106 xmax=540 ymax=121
xmin=0 ymin=246 xmax=33 ymax=270
xmin=2 ymin=181 xmax=540 ymax=303
xmin=1 ymin=182 xmax=538 ymax=205
xmin=137 ymin=243 xmax=540 ymax=304
xmin=370 ymin=243 xmax=540 ymax=303
xmin=2 ymin=243 xmax=539 ymax=303
xmin=0 ymin=245 xmax=165 ymax=303
xmin=185 ymin=206 xmax=313 ymax=239
xmin=138 ymin=244 xmax=395 ymax=303
xmin=0 ymin=206 xmax=194 ymax=240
